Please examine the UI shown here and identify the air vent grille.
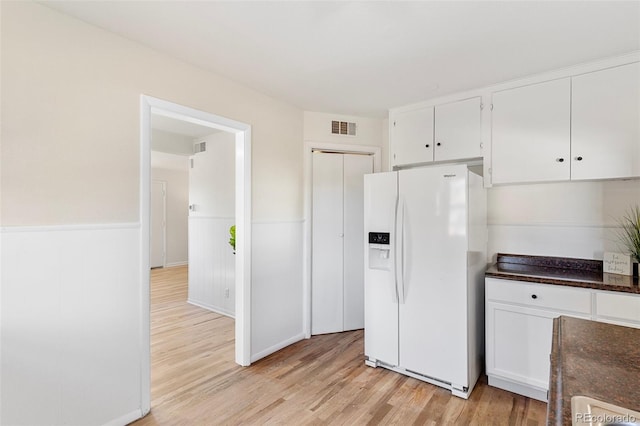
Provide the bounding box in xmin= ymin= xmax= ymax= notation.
xmin=331 ymin=120 xmax=356 ymax=136
xmin=194 ymin=141 xmax=207 ymax=153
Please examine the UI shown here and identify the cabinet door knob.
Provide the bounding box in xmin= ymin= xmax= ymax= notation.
xmin=436 ymin=142 xmax=442 ymax=147
xmin=575 ymin=156 xmax=583 ymax=161
xmin=425 ymin=144 xmax=430 ymax=148
xmin=556 ymin=158 xmax=564 ymax=163
xmin=531 ymin=294 xmax=538 ymax=299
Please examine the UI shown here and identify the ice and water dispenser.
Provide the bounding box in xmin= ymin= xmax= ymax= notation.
xmin=368 ymin=232 xmax=391 ymax=270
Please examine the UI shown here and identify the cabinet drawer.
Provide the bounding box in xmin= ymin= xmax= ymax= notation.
xmin=486 ymin=278 xmax=591 ymax=314
xmin=595 ymin=292 xmax=640 ymax=323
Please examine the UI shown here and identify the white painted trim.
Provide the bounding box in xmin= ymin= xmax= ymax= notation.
xmin=235 ymin=127 xmax=252 ymax=367
xmin=102 ymin=409 xmax=144 ymax=426
xmin=252 ymin=219 xmax=305 ymax=225
xmin=304 ymin=141 xmax=382 ymax=172
xmin=250 ymin=333 xmax=305 ymax=363
xmin=0 ymin=222 xmax=141 ymax=233
xmin=139 ymin=96 xmax=152 ymax=416
xmin=189 ymin=217 xmax=306 ymax=225
xmin=165 ymin=261 xmax=188 ymax=268
xmin=188 ymin=299 xmax=235 ymax=319
xmin=189 ymin=215 xmax=236 ymax=220
xmin=140 ymin=95 xmax=253 ymax=420
xmin=302 ymin=141 xmax=381 ymax=338
xmin=488 ymin=222 xmax=624 ymax=229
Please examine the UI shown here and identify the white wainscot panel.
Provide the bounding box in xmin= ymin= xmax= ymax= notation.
xmin=251 ymin=221 xmax=304 ymax=362
xmin=188 ymin=217 xmax=236 ymax=317
xmin=1 ymin=225 xmax=142 ymax=426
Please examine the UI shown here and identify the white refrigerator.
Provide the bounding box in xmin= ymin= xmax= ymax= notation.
xmin=364 ymin=164 xmax=487 ymax=399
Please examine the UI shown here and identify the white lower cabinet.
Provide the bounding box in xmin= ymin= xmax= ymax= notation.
xmin=485 ymin=278 xmax=592 ymax=401
xmin=595 ymin=291 xmax=640 ymax=329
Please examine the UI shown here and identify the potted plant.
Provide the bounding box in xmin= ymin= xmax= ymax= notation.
xmin=617 ymin=205 xmax=640 ymax=277
xmin=229 ymin=225 xmax=236 ymax=254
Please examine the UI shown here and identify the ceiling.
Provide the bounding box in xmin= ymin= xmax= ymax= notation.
xmin=44 ymin=1 xmax=640 ymax=118
xmin=152 ymin=113 xmax=219 ymax=138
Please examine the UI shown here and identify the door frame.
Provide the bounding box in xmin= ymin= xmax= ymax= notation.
xmin=303 ymin=141 xmax=381 ymax=338
xmin=140 ymin=95 xmax=252 ymax=414
xmin=150 ymin=180 xmax=167 ymax=268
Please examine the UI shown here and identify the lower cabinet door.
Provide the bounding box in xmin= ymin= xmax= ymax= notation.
xmin=486 ymin=302 xmax=586 ymax=391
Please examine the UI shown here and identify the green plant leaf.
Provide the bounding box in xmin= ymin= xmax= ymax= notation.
xmin=229 ymin=225 xmax=236 ymax=251
xmin=616 ymin=205 xmax=640 ymax=263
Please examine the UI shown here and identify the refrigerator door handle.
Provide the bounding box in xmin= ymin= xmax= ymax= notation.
xmin=392 ymin=195 xmax=399 ymax=303
xmin=396 ymin=197 xmax=406 ymax=304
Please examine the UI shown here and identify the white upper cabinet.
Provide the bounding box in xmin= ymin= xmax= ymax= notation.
xmin=388 ymin=56 xmax=639 ymax=183
xmin=491 ymin=78 xmax=571 ymax=184
xmin=391 ymin=98 xmax=482 ymax=167
xmin=391 ymin=106 xmax=434 ymax=167
xmin=571 ymin=62 xmax=640 ymax=180
xmin=434 ymin=97 xmax=482 ymax=162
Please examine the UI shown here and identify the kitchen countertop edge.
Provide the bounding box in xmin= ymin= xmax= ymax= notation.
xmin=485 ymin=253 xmax=640 ymax=294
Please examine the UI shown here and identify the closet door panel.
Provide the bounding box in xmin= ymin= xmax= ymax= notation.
xmin=343 ymin=154 xmax=373 ymax=331
xmin=311 ymin=152 xmax=344 ymax=334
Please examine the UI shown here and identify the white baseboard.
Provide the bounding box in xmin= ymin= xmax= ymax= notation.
xmin=188 ymin=299 xmax=235 ymax=319
xmin=488 ymin=375 xmax=548 ymax=402
xmin=102 ymin=409 xmax=143 ymax=426
xmin=165 ymin=261 xmax=188 ymax=267
xmin=250 ymin=333 xmax=305 ymax=363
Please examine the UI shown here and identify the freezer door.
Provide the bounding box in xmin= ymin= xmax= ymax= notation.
xmin=398 ymin=165 xmax=469 ymax=387
xmin=364 ymin=171 xmax=399 ymax=366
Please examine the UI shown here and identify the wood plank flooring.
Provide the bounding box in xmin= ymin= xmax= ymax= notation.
xmin=132 ymin=265 xmax=547 ymax=425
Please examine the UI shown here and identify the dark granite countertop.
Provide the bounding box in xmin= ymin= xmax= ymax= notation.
xmin=547 ymin=316 xmax=640 ymax=425
xmin=486 ymin=253 xmax=640 ymax=294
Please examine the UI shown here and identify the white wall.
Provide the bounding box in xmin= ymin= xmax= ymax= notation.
xmin=189 ymin=132 xmax=235 ymax=218
xmin=188 ymin=132 xmax=236 ymax=316
xmin=487 ymin=179 xmax=640 ymax=262
xmin=151 ymin=153 xmax=189 ymax=267
xmin=1 ymin=2 xmax=304 ymax=425
xmin=381 ymin=118 xmax=390 ymax=172
xmin=1 ymin=225 xmax=141 ymax=426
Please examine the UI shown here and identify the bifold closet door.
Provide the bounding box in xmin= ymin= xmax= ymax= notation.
xmin=312 ymin=151 xmax=373 ymax=335
xmin=312 ymin=152 xmax=344 ymax=335
xmin=342 ymin=154 xmax=373 ymax=331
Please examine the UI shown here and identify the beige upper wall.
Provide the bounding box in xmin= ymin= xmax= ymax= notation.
xmin=1 ymin=1 xmax=303 ymax=226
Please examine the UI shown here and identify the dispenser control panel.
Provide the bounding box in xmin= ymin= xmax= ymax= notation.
xmin=368 ymin=232 xmax=390 ymax=245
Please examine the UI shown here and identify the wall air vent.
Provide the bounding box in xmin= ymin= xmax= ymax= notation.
xmin=193 ymin=141 xmax=207 ymax=154
xmin=331 ymin=120 xmax=356 ymax=136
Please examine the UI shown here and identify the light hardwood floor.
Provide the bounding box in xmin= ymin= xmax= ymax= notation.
xmin=132 ymin=265 xmax=547 ymax=425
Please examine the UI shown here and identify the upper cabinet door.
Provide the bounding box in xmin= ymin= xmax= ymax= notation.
xmin=434 ymin=97 xmax=482 ymax=162
xmin=391 ymin=106 xmax=434 ymax=167
xmin=491 ymin=78 xmax=571 ymax=184
xmin=571 ymin=62 xmax=640 ymax=181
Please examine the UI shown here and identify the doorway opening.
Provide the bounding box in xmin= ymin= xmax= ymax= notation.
xmin=140 ymin=96 xmax=252 ymax=415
